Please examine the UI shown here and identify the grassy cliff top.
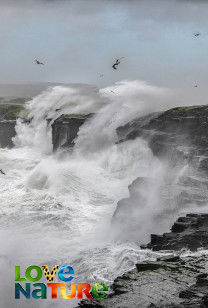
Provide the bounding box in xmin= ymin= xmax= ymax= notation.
xmin=164 ymin=104 xmax=208 ymax=117
xmin=0 ymin=103 xmax=27 ymax=120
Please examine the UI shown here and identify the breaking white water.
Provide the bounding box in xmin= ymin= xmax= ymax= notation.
xmin=0 ymin=80 xmax=206 ymax=307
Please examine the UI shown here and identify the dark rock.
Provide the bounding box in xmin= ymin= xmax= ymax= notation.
xmin=157 ymin=256 xmax=181 ymax=263
xmin=0 ymin=102 xmax=26 ymax=148
xmin=117 ymin=105 xmax=208 ymax=175
xmin=52 ymin=114 xmax=92 ymax=151
xmin=146 ymin=213 xmax=208 ymax=251
xmin=0 ymin=121 xmax=16 ymax=148
xmin=78 ymin=254 xmax=208 ymax=308
xmin=136 ymin=262 xmax=165 ymax=272
xmin=171 ymin=222 xmax=190 ymax=233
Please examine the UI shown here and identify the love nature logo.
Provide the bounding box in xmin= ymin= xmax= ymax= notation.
xmin=15 ymin=265 xmax=108 ymax=300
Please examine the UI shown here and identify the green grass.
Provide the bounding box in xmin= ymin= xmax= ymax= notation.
xmin=0 ymin=103 xmax=26 ymax=120
xmin=166 ymin=104 xmax=208 ymax=116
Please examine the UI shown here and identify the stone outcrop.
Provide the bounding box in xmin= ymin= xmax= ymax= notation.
xmin=78 ymin=214 xmax=208 ymax=308
xmin=117 ymin=105 xmax=208 ymax=174
xmin=51 ymin=114 xmax=92 ymax=151
xmin=0 ymin=100 xmax=92 ymax=150
xmin=113 ymin=105 xmax=208 ymax=240
xmin=0 ymin=103 xmax=25 ymax=148
xmin=0 ymin=121 xmax=16 ymax=148
xmin=143 ymin=213 xmax=208 ymax=251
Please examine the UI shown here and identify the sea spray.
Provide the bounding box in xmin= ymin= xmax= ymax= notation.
xmin=0 ymin=81 xmax=190 ymax=307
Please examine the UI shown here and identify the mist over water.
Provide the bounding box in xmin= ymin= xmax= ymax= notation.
xmin=0 ymin=80 xmax=205 ymax=307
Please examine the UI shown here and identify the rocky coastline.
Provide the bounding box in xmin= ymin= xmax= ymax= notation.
xmin=78 ymin=214 xmax=208 ymax=308
xmin=1 ymin=102 xmax=208 ymax=307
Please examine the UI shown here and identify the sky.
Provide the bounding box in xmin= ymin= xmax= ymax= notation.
xmin=0 ymin=0 xmax=208 ymax=91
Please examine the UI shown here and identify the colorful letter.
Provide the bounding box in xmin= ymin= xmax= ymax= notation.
xmin=42 ymin=265 xmax=59 ymax=281
xmin=15 ymin=283 xmax=30 ymax=299
xmin=77 ymin=283 xmax=93 ymax=299
xmin=47 ymin=283 xmax=65 ymax=299
xmin=15 ymin=266 xmax=26 ymax=281
xmin=58 ymin=265 xmax=74 ymax=282
xmin=25 ymin=265 xmax=42 ymax=282
xmin=32 ymin=283 xmax=47 ymax=299
xmin=60 ymin=283 xmax=76 ymax=299
xmin=91 ymin=283 xmax=108 ymax=299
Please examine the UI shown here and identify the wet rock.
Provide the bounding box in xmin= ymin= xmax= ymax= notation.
xmin=0 ymin=102 xmax=26 ymax=148
xmin=157 ymin=256 xmax=181 ymax=263
xmin=136 ymin=262 xmax=166 ymax=272
xmin=0 ymin=121 xmax=16 ymax=148
xmin=52 ymin=113 xmax=92 ymax=151
xmin=145 ymin=213 xmax=208 ymax=251
xmin=171 ymin=222 xmax=190 ymax=233
xmin=77 ymin=254 xmax=208 ymax=308
xmin=117 ymin=105 xmax=208 ymax=174
xmin=78 ymin=214 xmax=208 ymax=308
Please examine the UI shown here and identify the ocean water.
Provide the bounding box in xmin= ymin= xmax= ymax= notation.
xmin=0 ymin=81 xmax=206 ymax=307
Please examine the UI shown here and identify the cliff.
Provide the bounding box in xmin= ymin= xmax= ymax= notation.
xmin=0 ymin=102 xmax=26 ymax=148
xmin=117 ymin=105 xmax=208 ymax=170
xmin=0 ymin=100 xmax=92 ymax=150
xmin=113 ymin=105 xmax=208 ymax=238
xmin=105 ymin=105 xmax=208 ymax=307
xmin=78 ymin=214 xmax=208 ymax=308
xmin=51 ymin=114 xmax=92 ymax=151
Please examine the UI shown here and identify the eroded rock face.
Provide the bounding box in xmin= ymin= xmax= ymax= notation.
xmin=78 ymin=214 xmax=208 ymax=308
xmin=144 ymin=213 xmax=208 ymax=252
xmin=0 ymin=121 xmax=16 ymax=148
xmin=113 ymin=105 xmax=208 ymax=241
xmin=78 ymin=254 xmax=208 ymax=308
xmin=51 ymin=114 xmax=92 ymax=151
xmin=0 ymin=102 xmax=25 ymax=148
xmin=117 ymin=105 xmax=208 ymax=174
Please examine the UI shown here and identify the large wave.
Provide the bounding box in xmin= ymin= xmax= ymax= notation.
xmin=0 ymin=80 xmax=193 ymax=307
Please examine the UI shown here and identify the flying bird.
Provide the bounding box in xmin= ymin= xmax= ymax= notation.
xmin=112 ymin=57 xmax=124 ymax=70
xmin=0 ymin=169 xmax=5 ymax=175
xmin=194 ymin=33 xmax=201 ymax=37
xmin=35 ymin=59 xmax=44 ymax=65
xmin=100 ymin=74 xmax=104 ymax=78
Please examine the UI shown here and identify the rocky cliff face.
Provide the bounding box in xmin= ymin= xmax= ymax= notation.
xmin=78 ymin=214 xmax=208 ymax=308
xmin=103 ymin=105 xmax=208 ymax=307
xmin=0 ymin=103 xmax=25 ymax=148
xmin=117 ymin=105 xmax=208 ymax=172
xmin=51 ymin=114 xmax=92 ymax=151
xmin=0 ymin=100 xmax=92 ymax=150
xmin=113 ymin=105 xmax=208 ymax=238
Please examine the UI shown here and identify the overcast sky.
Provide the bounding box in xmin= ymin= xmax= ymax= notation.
xmin=0 ymin=0 xmax=208 ymax=90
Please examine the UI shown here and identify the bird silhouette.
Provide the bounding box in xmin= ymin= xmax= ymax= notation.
xmin=112 ymin=57 xmax=124 ymax=70
xmin=35 ymin=59 xmax=44 ymax=65
xmin=0 ymin=169 xmax=5 ymax=175
xmin=194 ymin=33 xmax=200 ymax=37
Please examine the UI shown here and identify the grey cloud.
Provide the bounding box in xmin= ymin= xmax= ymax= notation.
xmin=0 ymin=0 xmax=207 ymax=86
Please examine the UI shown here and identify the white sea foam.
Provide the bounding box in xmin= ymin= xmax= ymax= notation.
xmin=0 ymin=80 xmax=207 ymax=307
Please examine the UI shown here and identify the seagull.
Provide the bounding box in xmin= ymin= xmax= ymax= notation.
xmin=112 ymin=57 xmax=124 ymax=70
xmin=0 ymin=169 xmax=5 ymax=175
xmin=35 ymin=59 xmax=44 ymax=65
xmin=110 ymin=90 xmax=116 ymax=94
xmin=194 ymin=33 xmax=201 ymax=37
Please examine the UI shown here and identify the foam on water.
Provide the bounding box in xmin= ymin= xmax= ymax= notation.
xmin=0 ymin=81 xmax=207 ymax=307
